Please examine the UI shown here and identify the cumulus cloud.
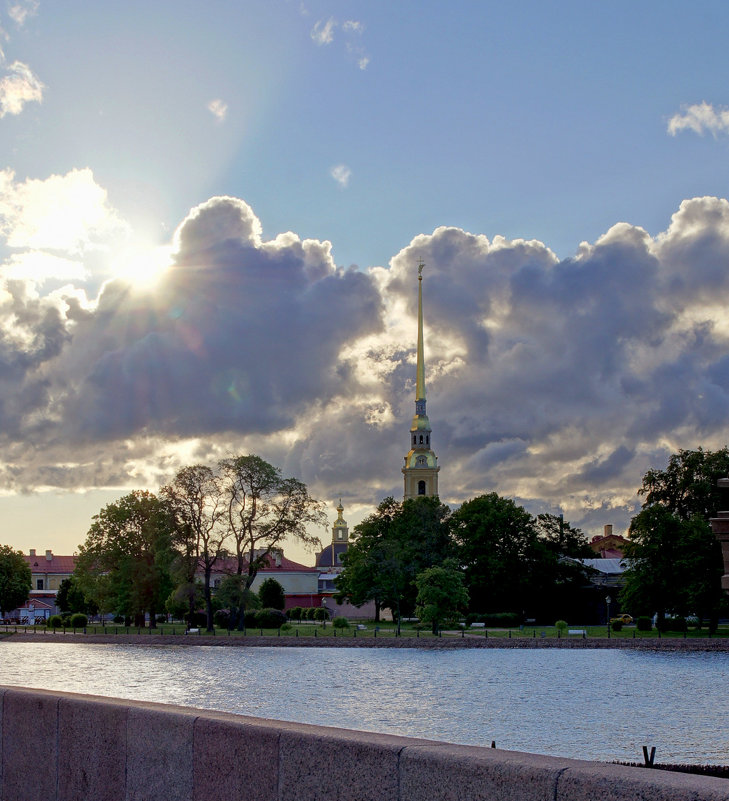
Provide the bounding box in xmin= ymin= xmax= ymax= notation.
xmin=311 ymin=17 xmax=336 ymax=45
xmin=7 ymin=1 xmax=39 ymax=27
xmin=0 ymin=60 xmax=43 ymax=117
xmin=207 ymin=98 xmax=228 ymax=123
xmin=668 ymin=101 xmax=729 ymax=137
xmin=330 ymin=164 xmax=351 ymax=188
xmin=0 ymin=168 xmax=128 ymax=253
xmin=6 ymin=187 xmax=729 ymax=540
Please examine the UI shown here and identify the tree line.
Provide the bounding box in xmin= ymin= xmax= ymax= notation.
xmin=1 ymin=446 xmax=727 ymax=631
xmin=334 ymin=448 xmax=729 ymax=630
xmin=334 ymin=494 xmax=594 ymax=631
xmin=72 ymin=455 xmax=325 ymax=631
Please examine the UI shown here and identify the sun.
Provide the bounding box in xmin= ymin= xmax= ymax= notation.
xmin=110 ymin=243 xmax=173 ymax=289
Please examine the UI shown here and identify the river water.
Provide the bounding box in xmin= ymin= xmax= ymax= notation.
xmin=1 ymin=642 xmax=727 ymax=765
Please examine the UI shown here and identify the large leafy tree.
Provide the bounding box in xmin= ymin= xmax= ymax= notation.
xmin=336 ymin=496 xmax=452 ymax=623
xmin=452 ymin=493 xmax=553 ymax=616
xmin=161 ymin=465 xmax=226 ymax=632
xmin=620 ymin=447 xmax=728 ymax=626
xmin=217 ymin=455 xmax=325 ymax=626
xmin=621 ymin=505 xmax=723 ymax=624
xmin=639 ymin=446 xmax=729 ymax=521
xmin=415 ymin=559 xmax=469 ymax=634
xmin=75 ymin=491 xmax=175 ymax=627
xmin=534 ymin=513 xmax=593 ymax=558
xmin=0 ymin=545 xmax=31 ymax=618
xmin=56 ymin=576 xmax=95 ymax=616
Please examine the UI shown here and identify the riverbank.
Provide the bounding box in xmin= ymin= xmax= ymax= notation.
xmin=6 ymin=631 xmax=729 ymax=650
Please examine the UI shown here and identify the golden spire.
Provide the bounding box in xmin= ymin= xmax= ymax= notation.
xmin=416 ymin=261 xmax=426 ymax=402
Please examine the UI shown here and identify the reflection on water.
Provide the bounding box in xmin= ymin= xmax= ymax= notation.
xmin=1 ymin=643 xmax=728 ymax=764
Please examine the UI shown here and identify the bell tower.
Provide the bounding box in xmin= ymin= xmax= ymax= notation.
xmin=403 ymin=262 xmax=440 ymax=499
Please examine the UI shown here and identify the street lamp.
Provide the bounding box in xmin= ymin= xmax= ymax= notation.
xmin=606 ymin=595 xmax=612 ymax=638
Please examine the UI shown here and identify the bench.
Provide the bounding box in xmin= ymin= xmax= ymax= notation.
xmin=470 ymin=622 xmax=485 ymax=628
xmin=568 ymin=629 xmax=586 ymax=637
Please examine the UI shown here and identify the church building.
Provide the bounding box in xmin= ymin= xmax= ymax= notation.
xmin=402 ymin=263 xmax=440 ymax=499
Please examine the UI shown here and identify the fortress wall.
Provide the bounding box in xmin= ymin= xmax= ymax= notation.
xmin=1 ymin=686 xmax=727 ymax=801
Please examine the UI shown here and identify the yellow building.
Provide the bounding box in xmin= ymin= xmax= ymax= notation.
xmin=403 ymin=263 xmax=440 ymax=499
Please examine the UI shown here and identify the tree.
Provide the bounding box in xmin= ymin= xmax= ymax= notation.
xmin=452 ymin=493 xmax=560 ymax=618
xmin=258 ymin=577 xmax=285 ymax=610
xmin=639 ymin=446 xmax=729 ymax=521
xmin=621 ymin=506 xmax=723 ymax=626
xmin=56 ymin=576 xmax=95 ymax=616
xmin=620 ymin=448 xmax=729 ymax=627
xmin=215 ymin=574 xmax=260 ymax=627
xmin=0 ymin=545 xmax=31 ymax=618
xmin=75 ymin=491 xmax=175 ymax=627
xmin=161 ymin=465 xmax=226 ymax=632
xmin=534 ymin=513 xmax=593 ymax=558
xmin=217 ymin=455 xmax=325 ymax=627
xmin=415 ymin=559 xmax=469 ymax=634
xmin=335 ymin=496 xmax=453 ymax=625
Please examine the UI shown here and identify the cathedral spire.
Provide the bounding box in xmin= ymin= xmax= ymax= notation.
xmin=416 ymin=261 xmax=426 ymax=405
xmin=403 ymin=262 xmax=440 ymax=500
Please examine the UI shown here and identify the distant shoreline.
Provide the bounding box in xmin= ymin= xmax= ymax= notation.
xmin=5 ymin=632 xmax=729 ymax=651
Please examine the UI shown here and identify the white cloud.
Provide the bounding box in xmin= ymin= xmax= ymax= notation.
xmin=342 ymin=20 xmax=363 ymax=34
xmin=5 ymin=189 xmax=729 ymax=541
xmin=207 ymin=98 xmax=228 ymax=123
xmin=8 ymin=1 xmax=39 ymax=27
xmin=330 ymin=164 xmax=352 ymax=188
xmin=0 ymin=60 xmax=43 ymax=117
xmin=668 ymin=101 xmax=729 ymax=137
xmin=311 ymin=17 xmax=336 ymax=45
xmin=0 ymin=168 xmax=128 ymax=252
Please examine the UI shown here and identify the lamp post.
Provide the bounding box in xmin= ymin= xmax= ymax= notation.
xmin=606 ymin=595 xmax=612 ymax=638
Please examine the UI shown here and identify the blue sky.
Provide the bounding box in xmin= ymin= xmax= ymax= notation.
xmin=3 ymin=1 xmax=729 ymax=560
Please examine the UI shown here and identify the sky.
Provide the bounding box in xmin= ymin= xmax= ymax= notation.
xmin=3 ymin=1 xmax=729 ymax=563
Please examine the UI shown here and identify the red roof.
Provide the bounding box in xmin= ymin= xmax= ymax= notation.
xmin=18 ymin=599 xmax=53 ymax=610
xmin=211 ymin=553 xmax=317 ymax=575
xmin=24 ymin=554 xmax=77 ymax=573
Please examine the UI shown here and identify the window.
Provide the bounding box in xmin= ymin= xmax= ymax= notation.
xmin=36 ymin=579 xmax=44 ymax=590
xmin=426 ymin=435 xmax=429 ymax=445
xmin=419 ymin=435 xmax=423 ymax=444
xmin=418 ymin=480 xmax=426 ymax=495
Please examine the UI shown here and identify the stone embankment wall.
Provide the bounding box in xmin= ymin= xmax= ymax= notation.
xmin=2 ymin=686 xmax=728 ymax=801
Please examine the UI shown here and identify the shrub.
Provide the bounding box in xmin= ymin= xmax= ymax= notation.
xmin=314 ymin=607 xmax=329 ymax=622
xmin=287 ymin=606 xmax=302 ymax=621
xmin=258 ymin=577 xmax=286 ymax=610
xmin=244 ymin=609 xmax=259 ymax=628
xmin=155 ymin=615 xmax=168 ymax=624
xmin=305 ymin=607 xmax=317 ymax=620
xmin=70 ymin=613 xmax=88 ymax=628
xmin=332 ymin=616 xmax=349 ymax=629
xmin=636 ymin=616 xmax=652 ymax=631
xmin=555 ymin=620 xmax=568 ymax=633
xmin=214 ymin=609 xmax=231 ymax=629
xmin=610 ymin=619 xmax=623 ymax=632
xmin=280 ymin=622 xmax=292 ymax=632
xmin=256 ymin=608 xmax=287 ymax=629
xmin=659 ymin=616 xmax=687 ymax=633
xmin=187 ymin=612 xmax=207 ymax=628
xmin=113 ymin=614 xmax=124 ymax=624
xmin=47 ymin=615 xmax=64 ymax=628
